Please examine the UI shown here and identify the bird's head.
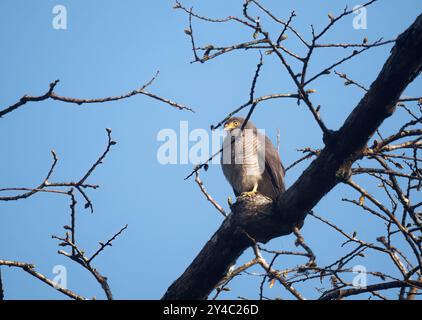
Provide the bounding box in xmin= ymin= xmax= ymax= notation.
xmin=223 ymin=117 xmax=255 ymax=132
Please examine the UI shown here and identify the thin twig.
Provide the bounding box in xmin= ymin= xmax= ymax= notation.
xmin=0 ymin=260 xmax=85 ymax=300
xmin=195 ymin=171 xmax=226 ymax=217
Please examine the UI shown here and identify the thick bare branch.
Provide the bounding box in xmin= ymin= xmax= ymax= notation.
xmin=163 ymin=13 xmax=422 ymax=300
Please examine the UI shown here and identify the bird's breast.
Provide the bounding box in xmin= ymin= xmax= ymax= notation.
xmin=221 ymin=132 xmax=264 ymax=193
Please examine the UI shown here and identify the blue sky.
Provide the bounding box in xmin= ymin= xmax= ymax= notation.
xmin=0 ymin=1 xmax=421 ymax=299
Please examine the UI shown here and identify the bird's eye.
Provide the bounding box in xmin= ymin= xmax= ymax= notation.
xmin=234 ymin=121 xmax=239 ymax=126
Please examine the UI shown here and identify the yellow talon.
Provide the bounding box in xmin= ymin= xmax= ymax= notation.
xmin=241 ymin=183 xmax=258 ymax=197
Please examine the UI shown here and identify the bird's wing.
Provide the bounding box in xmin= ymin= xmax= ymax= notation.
xmin=264 ymin=135 xmax=286 ymax=193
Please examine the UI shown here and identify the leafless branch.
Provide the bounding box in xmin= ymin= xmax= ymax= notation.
xmin=0 ymin=72 xmax=192 ymax=119
xmin=195 ymin=170 xmax=226 ymax=217
xmin=0 ymin=260 xmax=85 ymax=300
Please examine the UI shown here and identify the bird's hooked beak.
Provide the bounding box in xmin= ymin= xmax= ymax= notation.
xmin=224 ymin=122 xmax=237 ymax=131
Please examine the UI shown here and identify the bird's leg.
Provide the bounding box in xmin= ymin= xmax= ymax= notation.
xmin=241 ymin=182 xmax=258 ymax=197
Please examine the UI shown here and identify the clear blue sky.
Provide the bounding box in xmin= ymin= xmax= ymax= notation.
xmin=0 ymin=1 xmax=421 ymax=299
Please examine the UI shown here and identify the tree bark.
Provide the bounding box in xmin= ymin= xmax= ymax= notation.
xmin=162 ymin=13 xmax=422 ymax=300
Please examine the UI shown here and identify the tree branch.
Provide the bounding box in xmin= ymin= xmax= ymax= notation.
xmin=162 ymin=13 xmax=422 ymax=300
xmin=0 ymin=260 xmax=85 ymax=300
xmin=0 ymin=72 xmax=192 ymax=118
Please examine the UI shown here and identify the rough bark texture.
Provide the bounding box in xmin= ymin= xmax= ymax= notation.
xmin=162 ymin=14 xmax=422 ymax=300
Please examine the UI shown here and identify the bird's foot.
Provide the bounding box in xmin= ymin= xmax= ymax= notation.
xmin=240 ymin=183 xmax=259 ymax=198
xmin=241 ymin=190 xmax=258 ymax=197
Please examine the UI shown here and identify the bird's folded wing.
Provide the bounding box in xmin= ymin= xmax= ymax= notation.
xmin=264 ymin=136 xmax=286 ymax=193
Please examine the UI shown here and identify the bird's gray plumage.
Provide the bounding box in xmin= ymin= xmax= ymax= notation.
xmin=221 ymin=117 xmax=285 ymax=200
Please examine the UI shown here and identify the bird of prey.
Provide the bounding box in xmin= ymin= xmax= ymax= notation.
xmin=221 ymin=117 xmax=285 ymax=200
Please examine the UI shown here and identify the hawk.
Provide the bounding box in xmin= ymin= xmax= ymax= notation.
xmin=221 ymin=117 xmax=285 ymax=200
